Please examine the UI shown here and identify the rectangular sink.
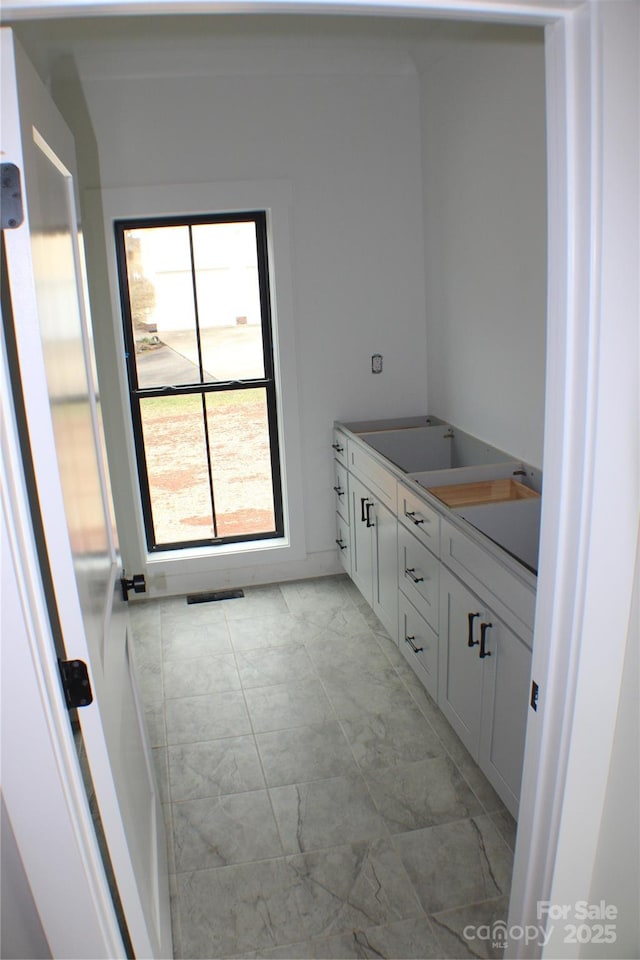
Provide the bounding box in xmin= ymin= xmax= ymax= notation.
xmin=455 ymin=499 xmax=542 ymax=574
xmin=360 ymin=425 xmax=511 ymax=475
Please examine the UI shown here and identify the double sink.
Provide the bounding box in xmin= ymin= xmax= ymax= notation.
xmin=344 ymin=417 xmax=542 ymax=574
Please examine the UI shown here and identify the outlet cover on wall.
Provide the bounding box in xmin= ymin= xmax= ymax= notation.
xmin=371 ymin=353 xmax=383 ymax=374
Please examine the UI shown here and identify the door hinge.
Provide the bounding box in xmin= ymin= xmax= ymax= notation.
xmin=530 ymin=680 xmax=539 ymax=711
xmin=58 ymin=659 xmax=93 ymax=710
xmin=120 ymin=572 xmax=146 ymax=601
xmin=1 ymin=164 xmax=24 ymax=229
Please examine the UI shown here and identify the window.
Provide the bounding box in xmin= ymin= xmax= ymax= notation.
xmin=114 ymin=212 xmax=284 ymax=551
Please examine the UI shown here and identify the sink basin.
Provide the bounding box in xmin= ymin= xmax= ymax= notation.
xmin=359 ymin=425 xmax=510 ymax=475
xmin=455 ymin=499 xmax=542 ymax=574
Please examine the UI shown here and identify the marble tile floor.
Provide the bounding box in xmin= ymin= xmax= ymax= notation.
xmin=129 ymin=575 xmax=517 ymax=960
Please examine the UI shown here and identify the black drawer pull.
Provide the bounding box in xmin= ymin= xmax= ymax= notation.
xmin=467 ymin=612 xmax=480 ymax=647
xmin=479 ymin=622 xmax=493 ymax=659
xmin=405 ymin=510 xmax=425 ymax=526
xmin=365 ymin=501 xmax=375 ymax=528
xmin=405 ymin=635 xmax=424 ymax=654
xmin=405 ymin=567 xmax=424 ymax=584
xmin=360 ymin=497 xmax=368 ymax=522
xmin=335 ymin=538 xmax=348 ymax=551
xmin=333 ymin=485 xmax=344 ymax=495
xmin=332 ymin=442 xmax=344 ymax=453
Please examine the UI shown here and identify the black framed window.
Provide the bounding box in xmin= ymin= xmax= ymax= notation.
xmin=114 ymin=211 xmax=284 ymax=551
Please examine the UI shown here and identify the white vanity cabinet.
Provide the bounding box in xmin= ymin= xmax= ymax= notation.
xmin=349 ymin=472 xmax=398 ymax=639
xmin=439 ymin=565 xmax=532 ymax=817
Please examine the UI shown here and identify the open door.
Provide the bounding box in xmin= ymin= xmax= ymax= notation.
xmin=1 ymin=29 xmax=172 ymax=959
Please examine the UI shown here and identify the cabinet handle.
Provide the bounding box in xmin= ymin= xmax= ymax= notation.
xmin=365 ymin=501 xmax=375 ymax=528
xmin=467 ymin=612 xmax=480 ymax=647
xmin=479 ymin=622 xmax=493 ymax=658
xmin=333 ymin=485 xmax=344 ymax=496
xmin=405 ymin=567 xmax=424 ymax=584
xmin=405 ymin=510 xmax=425 ymax=526
xmin=332 ymin=442 xmax=344 ymax=453
xmin=360 ymin=497 xmax=368 ymax=522
xmin=335 ymin=538 xmax=348 ymax=551
xmin=405 ymin=635 xmax=424 ymax=654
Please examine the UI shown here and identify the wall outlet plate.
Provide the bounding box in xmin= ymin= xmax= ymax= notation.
xmin=371 ymin=353 xmax=383 ymax=374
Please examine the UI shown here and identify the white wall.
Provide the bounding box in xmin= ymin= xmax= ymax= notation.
xmin=46 ymin=22 xmax=431 ymax=584
xmin=417 ymin=26 xmax=547 ymax=468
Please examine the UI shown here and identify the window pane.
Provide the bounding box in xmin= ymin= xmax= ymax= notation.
xmin=192 ymin=222 xmax=266 ymax=381
xmin=140 ymin=395 xmax=213 ymax=543
xmin=205 ymin=388 xmax=275 ymax=538
xmin=124 ymin=226 xmax=201 ymax=388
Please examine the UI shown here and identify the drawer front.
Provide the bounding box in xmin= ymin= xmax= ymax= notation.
xmin=335 ymin=513 xmax=351 ymax=576
xmin=441 ymin=518 xmax=535 ymax=642
xmin=397 ymin=483 xmax=440 ymax=557
xmin=332 ymin=428 xmax=347 ymax=466
xmin=398 ymin=525 xmax=440 ymax=632
xmin=399 ymin=593 xmax=438 ymax=701
xmin=334 ymin=460 xmax=349 ymax=522
xmin=348 ymin=441 xmax=396 ymax=510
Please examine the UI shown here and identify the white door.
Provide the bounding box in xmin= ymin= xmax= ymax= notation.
xmin=1 ymin=29 xmax=172 ymax=959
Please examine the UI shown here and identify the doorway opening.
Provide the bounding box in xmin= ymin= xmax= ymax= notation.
xmin=115 ymin=211 xmax=284 ymax=552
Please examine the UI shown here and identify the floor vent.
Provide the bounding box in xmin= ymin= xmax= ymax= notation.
xmin=186 ymin=589 xmax=245 ymax=604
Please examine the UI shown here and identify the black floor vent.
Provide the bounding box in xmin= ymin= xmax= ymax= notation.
xmin=186 ymin=589 xmax=245 ymax=604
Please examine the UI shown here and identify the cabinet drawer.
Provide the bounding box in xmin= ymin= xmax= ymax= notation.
xmin=398 ymin=525 xmax=439 ymax=632
xmin=399 ymin=593 xmax=438 ymax=701
xmin=331 ymin=429 xmax=347 ymax=466
xmin=397 ymin=483 xmax=440 ymax=557
xmin=441 ymin=518 xmax=535 ymax=642
xmin=348 ymin=441 xmax=396 ymax=510
xmin=334 ymin=460 xmax=349 ymax=522
xmin=335 ymin=513 xmax=351 ymax=576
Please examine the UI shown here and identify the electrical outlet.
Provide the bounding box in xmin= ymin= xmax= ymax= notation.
xmin=371 ymin=353 xmax=383 ymax=374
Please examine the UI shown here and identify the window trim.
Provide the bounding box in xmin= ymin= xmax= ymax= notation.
xmin=114 ymin=209 xmax=285 ymax=552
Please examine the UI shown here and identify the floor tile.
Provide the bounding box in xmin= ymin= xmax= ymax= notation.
xmin=228 ymin=613 xmax=313 ymax=651
xmin=365 ymin=757 xmax=484 ymax=833
xmin=173 ymin=791 xmax=282 ymax=871
xmin=256 ymin=916 xmax=442 ymax=959
xmin=168 ymin=736 xmax=265 ymax=802
xmin=162 ymin=620 xmax=232 ymax=662
xmin=393 ymin=815 xmax=513 ymax=914
xmin=165 ymin=691 xmax=251 ymax=745
xmin=430 ymin=895 xmax=510 ymax=959
xmin=340 ymin=703 xmax=445 ymax=773
xmin=222 ymin=585 xmax=288 ymax=621
xmin=319 ymin=665 xmax=417 ymax=720
xmin=305 ymin=628 xmax=391 ymax=673
xmin=237 ymin=644 xmax=317 ymax=689
xmin=490 ymin=810 xmax=518 ymax=852
xmin=244 ymin=678 xmax=335 ymax=732
xmin=163 ymin=653 xmax=240 ymax=700
xmin=269 ymin=775 xmax=388 ymax=853
xmin=152 ymin=746 xmax=170 ymax=804
xmin=256 ymin=722 xmax=358 ymax=787
xmin=180 ymin=839 xmax=424 ymax=957
xmin=143 ymin=700 xmax=166 ymax=748
xmin=280 ymin=576 xmax=354 ymax=618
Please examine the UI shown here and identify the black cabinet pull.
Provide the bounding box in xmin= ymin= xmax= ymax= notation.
xmin=467 ymin=612 xmax=480 ymax=647
xmin=335 ymin=538 xmax=347 ymax=551
xmin=332 ymin=442 xmax=344 ymax=452
xmin=405 ymin=635 xmax=424 ymax=653
xmin=479 ymin=622 xmax=493 ymax=658
xmin=333 ymin=485 xmax=344 ymax=495
xmin=360 ymin=497 xmax=368 ymax=522
xmin=405 ymin=567 xmax=424 ymax=584
xmin=405 ymin=510 xmax=425 ymax=526
xmin=365 ymin=501 xmax=375 ymax=528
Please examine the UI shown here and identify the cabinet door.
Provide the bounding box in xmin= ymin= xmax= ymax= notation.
xmin=438 ymin=568 xmax=485 ymax=758
xmin=478 ymin=615 xmax=532 ymax=817
xmin=399 ymin=593 xmax=438 ymax=700
xmin=372 ymin=499 xmax=398 ymax=641
xmin=335 ymin=513 xmax=351 ymax=577
xmin=349 ymin=473 xmax=374 ymax=606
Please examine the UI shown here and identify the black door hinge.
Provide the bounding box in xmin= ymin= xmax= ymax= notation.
xmin=530 ymin=680 xmax=539 ymax=711
xmin=1 ymin=164 xmax=24 ymax=229
xmin=120 ymin=572 xmax=146 ymax=601
xmin=59 ymin=659 xmax=93 ymax=710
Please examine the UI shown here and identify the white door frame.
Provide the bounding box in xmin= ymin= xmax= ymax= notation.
xmin=1 ymin=1 xmax=637 ymax=957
